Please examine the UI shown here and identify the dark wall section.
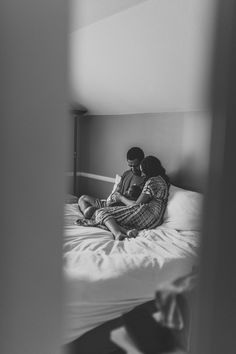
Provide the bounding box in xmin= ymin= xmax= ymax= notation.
xmin=77 ymin=177 xmax=113 ymax=200
xmin=77 ymin=112 xmax=211 ymax=196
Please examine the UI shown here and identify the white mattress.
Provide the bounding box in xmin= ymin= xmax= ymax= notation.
xmin=63 ymin=203 xmax=199 ymax=344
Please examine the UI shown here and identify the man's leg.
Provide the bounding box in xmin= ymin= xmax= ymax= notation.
xmin=78 ymin=195 xmax=98 ymax=217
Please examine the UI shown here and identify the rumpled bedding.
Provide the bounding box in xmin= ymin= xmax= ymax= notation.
xmin=63 ymin=203 xmax=199 ymax=344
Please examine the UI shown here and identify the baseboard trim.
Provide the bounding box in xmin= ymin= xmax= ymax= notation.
xmin=66 ymin=172 xmax=115 ymax=183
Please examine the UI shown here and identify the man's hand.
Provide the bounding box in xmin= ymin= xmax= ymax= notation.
xmin=112 ymin=192 xmax=122 ymax=202
xmin=107 ymin=191 xmax=122 ymax=206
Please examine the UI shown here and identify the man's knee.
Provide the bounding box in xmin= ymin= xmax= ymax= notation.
xmin=78 ymin=194 xmax=88 ymax=207
xmin=78 ymin=194 xmax=97 ymax=208
xmin=78 ymin=194 xmax=88 ymax=203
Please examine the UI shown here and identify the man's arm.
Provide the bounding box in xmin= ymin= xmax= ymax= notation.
xmin=108 ymin=171 xmax=128 ymax=199
xmin=106 ymin=172 xmax=126 ymax=205
xmin=112 ymin=171 xmax=127 ymax=194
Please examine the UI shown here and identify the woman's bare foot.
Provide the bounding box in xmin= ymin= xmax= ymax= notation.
xmin=84 ymin=206 xmax=97 ymax=219
xmin=127 ymin=229 xmax=138 ymax=238
xmin=113 ymin=229 xmax=138 ymax=240
xmin=114 ymin=232 xmax=127 ymax=241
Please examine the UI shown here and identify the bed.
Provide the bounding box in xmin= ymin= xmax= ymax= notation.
xmin=63 ymin=184 xmax=202 ymax=351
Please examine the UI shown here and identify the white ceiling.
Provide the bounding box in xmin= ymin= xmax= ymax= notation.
xmin=69 ymin=0 xmax=149 ymax=31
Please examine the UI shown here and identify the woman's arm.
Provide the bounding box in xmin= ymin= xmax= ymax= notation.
xmin=117 ymin=192 xmax=152 ymax=206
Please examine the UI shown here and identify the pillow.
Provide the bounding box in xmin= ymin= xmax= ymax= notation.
xmin=162 ymin=185 xmax=203 ymax=231
xmin=106 ymin=174 xmax=121 ymax=203
xmin=64 ymin=193 xmax=78 ymax=204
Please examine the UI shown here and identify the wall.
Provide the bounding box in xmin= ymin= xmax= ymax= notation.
xmin=66 ymin=114 xmax=77 ymax=194
xmin=191 ymin=2 xmax=236 ymax=352
xmin=69 ymin=0 xmax=215 ymax=198
xmin=69 ymin=0 xmax=216 ymax=115
xmin=0 ymin=1 xmax=68 ymax=353
xmin=70 ymin=0 xmax=149 ymax=31
xmin=77 ymin=111 xmax=211 ymax=198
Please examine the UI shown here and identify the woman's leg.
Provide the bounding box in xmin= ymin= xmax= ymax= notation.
xmin=104 ymin=218 xmax=127 ymax=240
xmin=104 ymin=218 xmax=138 ymax=240
xmin=118 ymin=225 xmax=138 ymax=238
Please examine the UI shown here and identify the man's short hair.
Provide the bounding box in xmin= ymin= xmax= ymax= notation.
xmin=127 ymin=147 xmax=144 ymax=162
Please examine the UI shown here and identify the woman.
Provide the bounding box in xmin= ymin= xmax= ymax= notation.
xmin=92 ymin=156 xmax=170 ymax=240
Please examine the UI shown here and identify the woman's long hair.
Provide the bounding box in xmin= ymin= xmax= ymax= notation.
xmin=141 ymin=156 xmax=169 ymax=183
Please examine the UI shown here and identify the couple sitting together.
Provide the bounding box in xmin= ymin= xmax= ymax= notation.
xmin=78 ymin=147 xmax=170 ymax=241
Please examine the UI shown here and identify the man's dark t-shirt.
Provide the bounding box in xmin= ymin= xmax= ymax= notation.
xmin=116 ymin=170 xmax=146 ymax=196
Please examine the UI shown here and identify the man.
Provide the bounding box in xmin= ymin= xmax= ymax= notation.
xmin=78 ymin=147 xmax=146 ymax=218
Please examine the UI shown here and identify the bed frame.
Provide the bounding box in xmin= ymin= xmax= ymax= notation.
xmin=64 ymin=297 xmax=190 ymax=354
xmin=64 ymin=301 xmax=155 ymax=354
xmin=64 ymin=315 xmax=124 ymax=354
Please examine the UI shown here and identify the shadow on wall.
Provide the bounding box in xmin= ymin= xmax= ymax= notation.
xmin=170 ymin=156 xmax=207 ymax=193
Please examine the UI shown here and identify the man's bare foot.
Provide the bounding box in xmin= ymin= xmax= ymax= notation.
xmin=84 ymin=206 xmax=97 ymax=219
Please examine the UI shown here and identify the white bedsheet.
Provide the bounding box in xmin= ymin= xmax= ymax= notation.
xmin=63 ymin=203 xmax=199 ymax=344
